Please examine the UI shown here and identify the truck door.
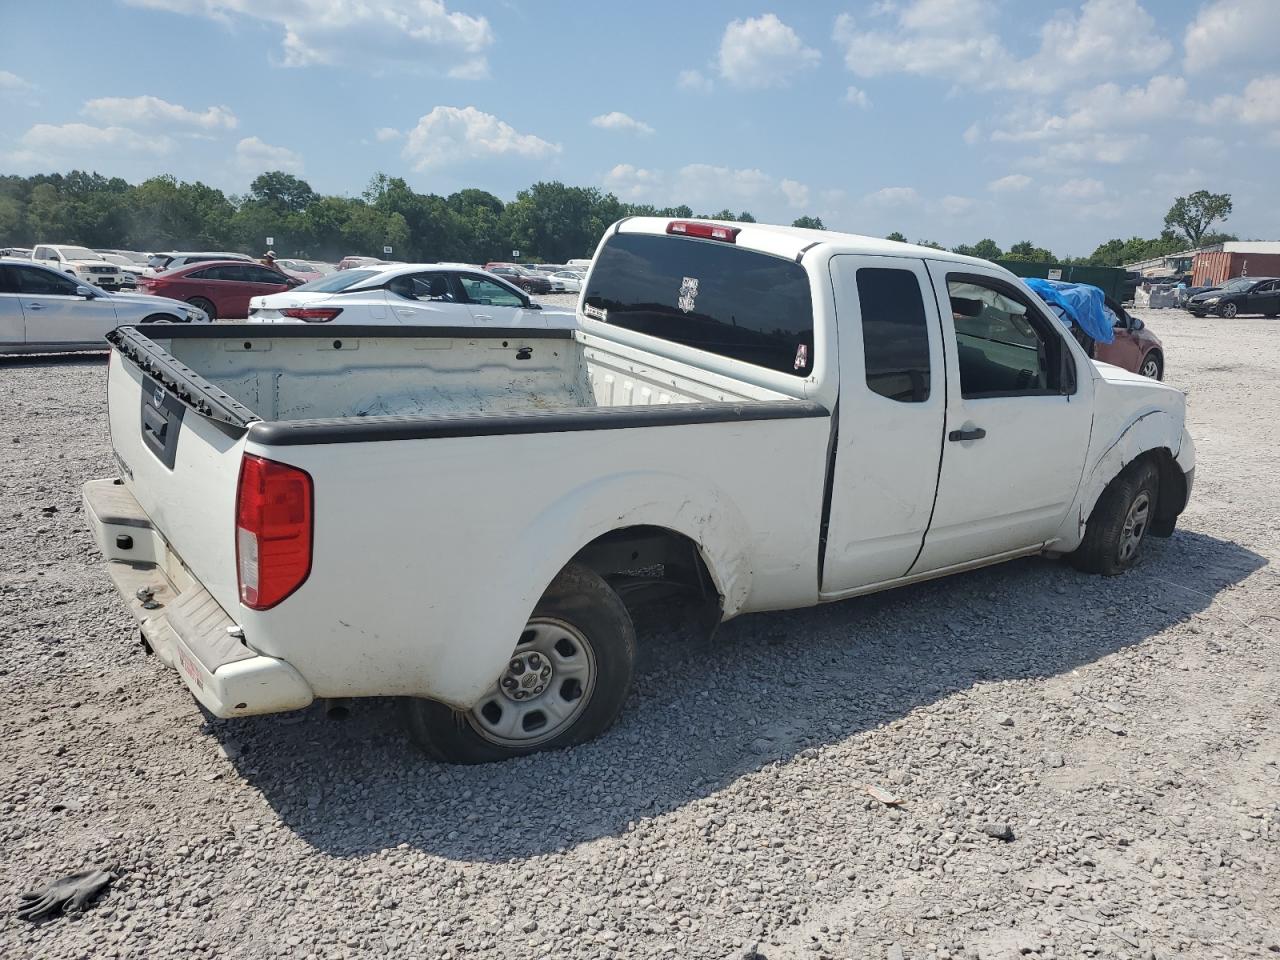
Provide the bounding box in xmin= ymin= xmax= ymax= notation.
xmin=910 ymin=264 xmax=1093 ymax=573
xmin=821 ymin=256 xmax=947 ymax=592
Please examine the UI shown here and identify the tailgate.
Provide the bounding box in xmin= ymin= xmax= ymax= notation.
xmin=106 ymin=330 xmax=255 ymax=617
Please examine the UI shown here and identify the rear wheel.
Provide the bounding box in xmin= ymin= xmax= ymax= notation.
xmin=187 ymin=297 xmax=216 ymax=321
xmin=1138 ymin=351 xmax=1163 ymax=380
xmin=1218 ymin=301 xmax=1238 ymax=318
xmin=1070 ymin=460 xmax=1160 ymax=576
xmin=404 ymin=563 xmax=635 ymax=763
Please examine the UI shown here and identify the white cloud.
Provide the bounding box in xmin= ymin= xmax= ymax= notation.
xmin=988 ymin=173 xmax=1032 ymax=192
xmin=236 ymin=136 xmax=303 ymax=173
xmin=717 ymin=14 xmax=820 ymax=89
xmin=401 ymin=106 xmax=559 ymax=171
xmin=864 ymin=186 xmax=920 ymax=206
xmin=1185 ymin=0 xmax=1279 ymax=72
xmin=991 ymin=76 xmax=1187 ymax=143
xmin=4 ymin=122 xmax=174 ymax=169
xmin=374 ymin=127 xmax=402 ymax=142
xmin=602 ymin=162 xmax=810 ymax=214
xmin=962 ymin=122 xmax=981 ymax=145
xmin=0 ymin=70 xmax=33 ymax=94
xmin=677 ymin=69 xmax=712 ymax=93
xmin=780 ymin=179 xmax=809 ymax=208
xmin=1044 ymin=177 xmax=1106 ymax=201
xmin=591 ymin=111 xmax=654 ymax=135
xmin=844 ymin=86 xmax=871 ymax=109
xmin=834 ymin=0 xmax=1171 ymax=94
xmin=1208 ymin=74 xmax=1280 ymax=127
xmin=940 ymin=195 xmax=976 ymax=215
xmin=122 ymin=0 xmax=493 ymax=75
xmin=82 ymin=95 xmax=237 ymax=131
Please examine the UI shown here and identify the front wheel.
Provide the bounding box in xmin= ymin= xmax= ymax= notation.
xmin=1139 ymin=351 xmax=1163 ymax=380
xmin=1070 ymin=460 xmax=1160 ymax=576
xmin=187 ymin=297 xmax=216 ymax=321
xmin=141 ymin=313 xmax=175 ymax=325
xmin=1218 ymin=302 xmax=1238 ymax=319
xmin=404 ymin=563 xmax=635 ymax=763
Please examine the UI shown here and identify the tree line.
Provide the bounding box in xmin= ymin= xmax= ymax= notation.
xmin=0 ymin=171 xmax=1233 ymax=269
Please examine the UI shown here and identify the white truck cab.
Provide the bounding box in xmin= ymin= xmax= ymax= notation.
xmin=84 ymin=219 xmax=1194 ymax=763
xmin=32 ymin=244 xmax=124 ymax=290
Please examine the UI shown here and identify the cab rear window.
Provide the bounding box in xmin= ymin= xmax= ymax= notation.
xmin=583 ymin=232 xmax=814 ymax=376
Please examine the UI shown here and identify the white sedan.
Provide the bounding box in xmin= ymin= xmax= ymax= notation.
xmin=247 ymin=262 xmax=575 ymax=328
xmin=550 ymin=270 xmax=585 ymax=293
xmin=1 ymin=259 xmax=209 ymax=354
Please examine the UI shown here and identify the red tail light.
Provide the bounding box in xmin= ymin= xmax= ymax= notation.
xmin=282 ymin=307 xmax=343 ymax=322
xmin=667 ymin=220 xmax=740 ymax=243
xmin=235 ymin=455 xmax=313 ymax=610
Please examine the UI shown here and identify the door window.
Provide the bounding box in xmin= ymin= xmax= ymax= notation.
xmin=243 ymin=266 xmax=289 ymax=285
xmin=947 ymin=276 xmax=1070 ymax=398
xmin=857 ymin=267 xmax=931 ymax=402
xmin=0 ymin=266 xmax=20 ymax=294
xmin=33 ymin=247 xmax=50 ymax=261
xmin=459 ymin=275 xmax=524 ymax=308
xmin=17 ymin=266 xmax=80 ymax=296
xmin=388 ymin=272 xmax=454 ymax=301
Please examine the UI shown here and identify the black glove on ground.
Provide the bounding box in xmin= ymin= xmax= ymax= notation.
xmin=18 ymin=869 xmax=114 ymax=921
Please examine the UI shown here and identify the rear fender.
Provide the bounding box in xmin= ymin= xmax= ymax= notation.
xmin=437 ymin=471 xmax=751 ymax=709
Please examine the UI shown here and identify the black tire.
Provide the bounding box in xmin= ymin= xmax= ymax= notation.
xmin=141 ymin=313 xmax=176 ymax=324
xmin=1070 ymin=459 xmax=1160 ymax=576
xmin=187 ymin=297 xmax=216 ymax=321
xmin=1138 ymin=351 xmax=1163 ymax=381
xmin=404 ymin=563 xmax=635 ymax=763
xmin=1218 ymin=301 xmax=1238 ymax=319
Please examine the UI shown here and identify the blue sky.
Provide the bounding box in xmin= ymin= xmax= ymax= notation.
xmin=2 ymin=0 xmax=1277 ymax=254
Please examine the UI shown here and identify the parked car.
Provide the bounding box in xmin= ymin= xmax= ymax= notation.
xmin=484 ymin=263 xmax=552 ymax=294
xmin=1 ymin=259 xmax=207 ymax=354
xmin=97 ymin=249 xmax=152 ymax=267
xmin=565 ymin=258 xmax=592 ymax=271
xmin=98 ymin=253 xmax=140 ymax=288
xmin=247 ymin=263 xmax=572 ymax=328
xmin=1 ymin=247 xmax=32 ymax=259
xmin=84 ymin=218 xmax=1194 ymax=763
xmin=337 ymin=256 xmax=382 ymax=271
xmin=275 ymin=259 xmax=324 ymax=284
xmin=144 ymin=251 xmax=253 ymax=277
xmin=549 ymin=270 xmax=585 ymax=293
xmin=1186 ymin=276 xmax=1280 ymax=318
xmin=139 ymin=259 xmax=298 ymax=320
xmin=1097 ymin=297 xmax=1164 ymax=380
xmin=31 ymin=244 xmax=126 ymax=290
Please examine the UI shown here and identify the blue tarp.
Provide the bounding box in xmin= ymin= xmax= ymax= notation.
xmin=1023 ymin=277 xmax=1114 ymax=344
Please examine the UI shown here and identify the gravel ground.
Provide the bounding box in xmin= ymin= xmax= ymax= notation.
xmin=1 ymin=308 xmax=1277 ymax=960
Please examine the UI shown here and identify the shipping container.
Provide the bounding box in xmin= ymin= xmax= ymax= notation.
xmin=1192 ymin=251 xmax=1280 ymax=287
xmin=994 ymin=260 xmax=1127 ymax=302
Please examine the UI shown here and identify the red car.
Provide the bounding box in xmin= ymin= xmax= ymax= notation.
xmin=1096 ymin=296 xmax=1164 ymax=380
xmin=140 ymin=260 xmax=298 ymax=320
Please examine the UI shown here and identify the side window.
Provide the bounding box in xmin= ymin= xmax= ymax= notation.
xmin=389 ymin=272 xmax=454 ymax=301
xmin=856 ymin=268 xmax=931 ymax=403
xmin=947 ymin=276 xmax=1067 ymax=398
xmin=186 ymin=268 xmax=215 ymax=280
xmin=216 ymin=265 xmax=250 ymax=282
xmin=0 ymin=266 xmax=18 ymax=293
xmin=33 ymin=247 xmax=49 ymax=261
xmin=17 ymin=266 xmax=80 ymax=296
xmin=245 ymin=266 xmax=287 ymax=284
xmin=459 ymin=275 xmax=524 ymax=308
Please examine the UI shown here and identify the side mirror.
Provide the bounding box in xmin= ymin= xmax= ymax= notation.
xmin=527 ymin=301 xmax=541 ymax=310
xmin=1132 ymin=317 xmax=1144 ymax=330
xmin=75 ymin=285 xmax=96 ymax=299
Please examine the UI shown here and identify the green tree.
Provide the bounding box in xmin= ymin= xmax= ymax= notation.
xmin=248 ymin=171 xmax=317 ymax=214
xmin=915 ymin=239 xmax=945 ymax=250
xmin=885 ymin=231 xmax=907 ymax=242
xmin=952 ymin=238 xmax=1003 ymax=259
xmin=791 ymin=215 xmax=825 ymax=229
xmin=1005 ymin=240 xmax=1056 ymax=262
xmin=699 ymin=209 xmax=756 ymax=223
xmin=1164 ymin=190 xmax=1232 ymax=248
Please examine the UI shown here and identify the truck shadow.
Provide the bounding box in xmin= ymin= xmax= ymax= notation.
xmin=216 ymin=527 xmax=1265 ymax=862
xmin=0 ymin=351 xmax=108 ymax=368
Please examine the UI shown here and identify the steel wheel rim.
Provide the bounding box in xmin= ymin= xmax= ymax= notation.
xmin=1141 ymin=357 xmax=1159 ymax=378
xmin=1118 ymin=491 xmax=1151 ymax=562
xmin=467 ymin=617 xmax=597 ymax=747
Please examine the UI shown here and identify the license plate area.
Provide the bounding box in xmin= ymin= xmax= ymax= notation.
xmin=140 ymin=375 xmax=186 ymax=469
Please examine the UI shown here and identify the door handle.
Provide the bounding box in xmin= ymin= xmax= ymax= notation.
xmin=27 ymin=302 xmax=43 ymax=310
xmin=948 ymin=427 xmax=986 ymax=442
xmin=473 ymin=314 xmax=493 ymax=321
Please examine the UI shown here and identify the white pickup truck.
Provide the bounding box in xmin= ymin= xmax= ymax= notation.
xmin=84 ymin=218 xmax=1195 ymax=763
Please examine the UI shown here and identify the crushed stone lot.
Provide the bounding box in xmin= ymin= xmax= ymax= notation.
xmin=2 ymin=309 xmax=1278 ymax=960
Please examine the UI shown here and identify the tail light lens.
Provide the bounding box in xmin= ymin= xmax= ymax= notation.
xmin=282 ymin=307 xmax=343 ymax=322
xmin=235 ymin=455 xmax=313 ymax=610
xmin=667 ymin=220 xmax=740 ymax=243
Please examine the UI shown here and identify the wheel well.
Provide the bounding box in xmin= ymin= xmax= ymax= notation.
xmin=570 ymin=526 xmax=723 ymax=636
xmin=1141 ymin=447 xmax=1186 ymax=538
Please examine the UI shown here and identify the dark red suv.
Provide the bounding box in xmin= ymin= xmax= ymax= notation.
xmin=140 ymin=260 xmax=298 ymax=320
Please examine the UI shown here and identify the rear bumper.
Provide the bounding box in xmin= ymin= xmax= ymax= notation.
xmin=82 ymin=478 xmax=314 ymax=718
